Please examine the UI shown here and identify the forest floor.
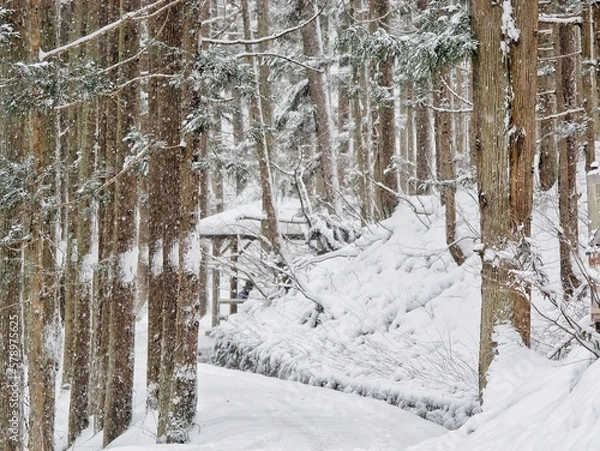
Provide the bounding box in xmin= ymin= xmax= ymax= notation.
xmin=60 ymin=329 xmax=445 ymax=451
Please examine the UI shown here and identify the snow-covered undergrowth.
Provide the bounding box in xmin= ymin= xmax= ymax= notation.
xmin=408 ymin=327 xmax=597 ymax=451
xmin=212 ymin=194 xmax=483 ymax=429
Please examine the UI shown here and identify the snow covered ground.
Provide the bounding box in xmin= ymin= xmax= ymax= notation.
xmin=112 ymin=364 xmax=445 ymax=451
xmin=63 ymin=352 xmax=445 ymax=450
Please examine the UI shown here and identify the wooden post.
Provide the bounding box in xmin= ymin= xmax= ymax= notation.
xmin=211 ymin=238 xmax=222 ymax=328
xmin=229 ymin=236 xmax=239 ymax=315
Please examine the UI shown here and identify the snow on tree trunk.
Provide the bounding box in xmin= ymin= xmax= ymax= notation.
xmin=472 ymin=0 xmax=537 ymax=394
xmin=103 ymin=0 xmax=139 ymax=445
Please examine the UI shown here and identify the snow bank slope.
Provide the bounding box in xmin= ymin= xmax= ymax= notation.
xmin=408 ymin=327 xmax=596 ymax=451
xmin=212 ymin=195 xmax=481 ymax=429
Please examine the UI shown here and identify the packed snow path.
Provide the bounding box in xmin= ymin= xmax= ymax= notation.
xmin=73 ymin=364 xmax=445 ymax=451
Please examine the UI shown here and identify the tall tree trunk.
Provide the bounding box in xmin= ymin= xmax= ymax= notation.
xmin=402 ymin=84 xmax=416 ymax=194
xmin=471 ymin=0 xmax=536 ymax=394
xmin=241 ymin=0 xmax=282 ymax=254
xmin=154 ymin=4 xmax=183 ymax=442
xmin=556 ymin=20 xmax=581 ymax=298
xmin=370 ymin=0 xmax=398 ymax=219
xmin=67 ymin=0 xmax=98 ymax=443
xmin=28 ymin=2 xmax=59 ymax=449
xmin=508 ymin=0 xmax=538 ymax=346
xmin=413 ymin=0 xmax=432 ymax=196
xmin=146 ymin=1 xmax=183 ymax=413
xmin=0 ymin=8 xmax=26 ymax=450
xmin=91 ymin=0 xmax=118 ymax=432
xmin=298 ymin=0 xmax=337 ymax=214
xmin=103 ymin=0 xmax=140 ymax=445
xmin=164 ymin=6 xmax=202 ymax=441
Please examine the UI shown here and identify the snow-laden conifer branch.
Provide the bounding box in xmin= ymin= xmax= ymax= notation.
xmin=236 ymin=52 xmax=324 ymax=73
xmin=202 ymin=6 xmax=324 ymax=46
xmin=39 ymin=0 xmax=185 ymax=61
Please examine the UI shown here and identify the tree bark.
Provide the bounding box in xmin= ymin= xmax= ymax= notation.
xmin=582 ymin=1 xmax=597 ymax=171
xmin=241 ymin=0 xmax=282 ymax=254
xmin=67 ymin=0 xmax=98 ymax=443
xmin=154 ymin=4 xmax=183 ymax=442
xmin=537 ymin=14 xmax=558 ymax=191
xmin=28 ymin=2 xmax=59 ymax=449
xmin=556 ymin=21 xmax=581 ymax=298
xmin=507 ymin=0 xmax=538 ymax=346
xmin=103 ymin=0 xmax=140 ymax=445
xmin=370 ymin=0 xmax=398 ymax=219
xmin=471 ymin=0 xmax=536 ymax=394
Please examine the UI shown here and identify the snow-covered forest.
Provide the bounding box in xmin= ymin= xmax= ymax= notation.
xmin=2 ymin=0 xmax=600 ymax=450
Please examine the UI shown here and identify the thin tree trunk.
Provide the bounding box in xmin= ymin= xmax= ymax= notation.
xmin=434 ymin=72 xmax=465 ymax=266
xmin=537 ymin=15 xmax=558 ymax=191
xmin=413 ymin=0 xmax=432 ymax=196
xmin=241 ymin=0 xmax=281 ymax=254
xmin=582 ymin=1 xmax=596 ymax=171
xmin=91 ymin=0 xmax=118 ymax=432
xmin=556 ymin=21 xmax=581 ymax=298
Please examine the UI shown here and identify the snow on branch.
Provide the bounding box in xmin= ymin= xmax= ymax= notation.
xmin=539 ymin=14 xmax=582 ymax=25
xmin=202 ymin=6 xmax=324 ymax=46
xmin=39 ymin=0 xmax=185 ymax=61
xmin=236 ymin=52 xmax=324 ymax=73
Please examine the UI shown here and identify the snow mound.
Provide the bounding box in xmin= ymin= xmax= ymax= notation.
xmin=408 ymin=327 xmax=597 ymax=451
xmin=212 ymin=195 xmax=481 ymax=429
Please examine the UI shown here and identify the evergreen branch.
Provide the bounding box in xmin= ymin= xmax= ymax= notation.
xmin=236 ymin=52 xmax=324 ymax=73
xmin=202 ymin=5 xmax=325 ymax=46
xmin=39 ymin=0 xmax=185 ymax=61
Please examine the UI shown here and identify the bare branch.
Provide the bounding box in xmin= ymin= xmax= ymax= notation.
xmin=539 ymin=14 xmax=583 ymax=25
